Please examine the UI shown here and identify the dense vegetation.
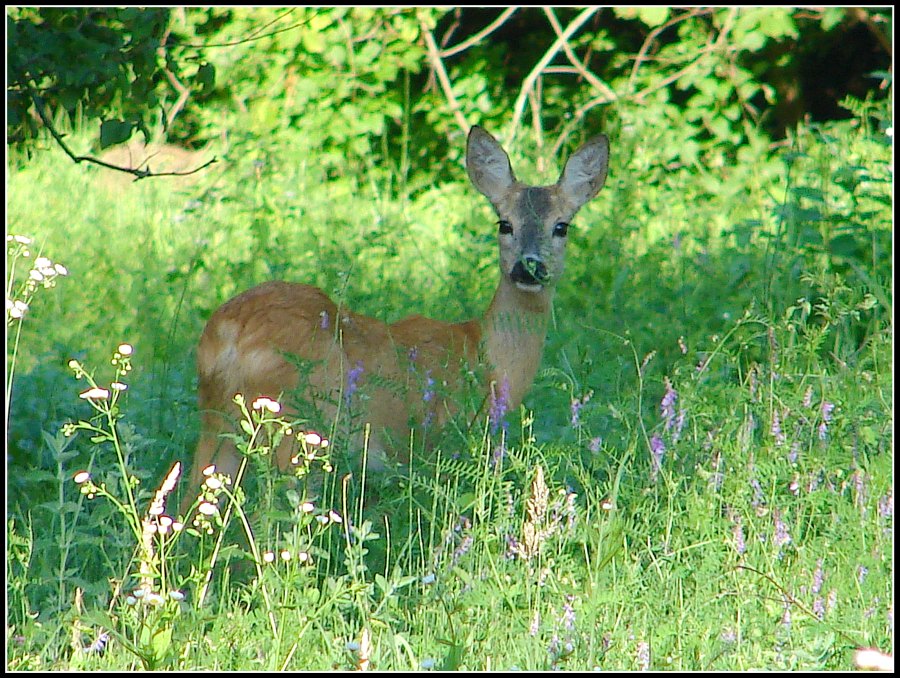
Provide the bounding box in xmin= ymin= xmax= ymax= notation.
xmin=6 ymin=7 xmax=892 ymax=671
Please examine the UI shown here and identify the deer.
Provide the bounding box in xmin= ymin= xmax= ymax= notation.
xmin=183 ymin=126 xmax=609 ymax=507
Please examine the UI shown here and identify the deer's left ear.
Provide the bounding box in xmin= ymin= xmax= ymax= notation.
xmin=558 ymin=135 xmax=609 ymax=209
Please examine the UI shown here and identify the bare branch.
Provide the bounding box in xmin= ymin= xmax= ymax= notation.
xmin=508 ymin=7 xmax=599 ymax=145
xmin=439 ymin=8 xmax=518 ymax=58
xmin=418 ymin=10 xmax=470 ymax=139
xmin=27 ymin=84 xmax=216 ymax=182
xmin=631 ymin=9 xmax=738 ymax=105
xmin=627 ymin=8 xmax=713 ymax=95
xmin=543 ymin=7 xmax=616 ymax=103
xmin=156 ymin=16 xmax=190 ymax=131
xmin=177 ymin=8 xmax=312 ymax=49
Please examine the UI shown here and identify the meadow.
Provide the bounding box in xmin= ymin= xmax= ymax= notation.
xmin=6 ymin=96 xmax=893 ymax=669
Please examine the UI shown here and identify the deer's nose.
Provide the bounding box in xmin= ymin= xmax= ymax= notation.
xmin=511 ymin=257 xmax=548 ymax=287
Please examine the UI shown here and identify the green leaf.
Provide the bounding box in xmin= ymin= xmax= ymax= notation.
xmin=196 ymin=62 xmax=216 ymax=93
xmin=757 ymin=8 xmax=797 ymax=40
xmin=828 ymin=234 xmax=862 ymax=259
xmin=149 ymin=624 xmax=173 ymax=661
xmin=636 ymin=6 xmax=670 ymax=27
xmin=614 ymin=7 xmax=669 ymax=27
xmin=821 ymin=7 xmax=846 ymax=31
xmin=99 ymin=119 xmax=135 ymax=148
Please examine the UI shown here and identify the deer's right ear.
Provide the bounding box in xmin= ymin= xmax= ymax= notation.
xmin=467 ymin=126 xmax=516 ymax=202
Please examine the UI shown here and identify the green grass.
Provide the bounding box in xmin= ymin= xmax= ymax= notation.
xmin=6 ymin=104 xmax=892 ymax=670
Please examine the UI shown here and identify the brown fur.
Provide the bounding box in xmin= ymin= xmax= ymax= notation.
xmin=183 ymin=127 xmax=610 ymax=505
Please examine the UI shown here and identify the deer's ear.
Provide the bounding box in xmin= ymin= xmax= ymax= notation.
xmin=558 ymin=135 xmax=609 ymax=209
xmin=467 ymin=126 xmax=517 ymax=202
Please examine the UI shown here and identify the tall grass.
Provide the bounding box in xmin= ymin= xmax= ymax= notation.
xmin=6 ymin=102 xmax=892 ymax=670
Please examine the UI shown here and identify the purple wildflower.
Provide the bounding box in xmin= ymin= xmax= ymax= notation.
xmin=345 ymin=360 xmax=364 ymax=406
xmin=489 ymin=376 xmax=510 ymax=435
xmin=818 ymin=401 xmax=835 ymax=440
xmin=561 ymin=595 xmax=576 ymax=632
xmin=781 ymin=603 xmax=792 ymax=630
xmin=771 ymin=409 xmax=785 ymax=446
xmin=788 ymin=440 xmax=800 ymax=464
xmin=636 ymin=641 xmax=650 ymax=671
xmin=773 ymin=508 xmax=791 ymax=553
xmin=672 ymin=408 xmax=686 ymax=442
xmin=732 ymin=514 xmax=746 ymax=555
xmin=768 ymin=326 xmax=779 ymax=362
xmin=878 ymin=491 xmax=892 ymax=520
xmin=570 ymin=399 xmax=582 ymax=427
xmin=813 ymin=596 xmax=825 ymax=620
xmin=852 ymin=469 xmax=867 ymax=514
xmin=708 ymin=449 xmax=724 ymax=492
xmin=570 ymin=391 xmax=591 ymax=427
xmin=504 ymin=532 xmax=521 ymax=560
xmin=491 ymin=439 xmax=507 ymax=467
xmin=858 ymin=565 xmax=869 ymax=585
xmin=448 ymin=516 xmax=473 ymax=567
xmin=807 ymin=470 xmax=821 ymax=493
xmin=802 ymin=386 xmax=813 ymax=408
xmin=422 ymin=371 xmax=435 ymax=403
xmin=564 ymin=491 xmax=577 ymax=532
xmin=408 ymin=346 xmax=418 ymax=363
xmin=826 ymin=590 xmax=837 ymax=613
xmin=547 ymin=634 xmax=561 ymax=663
xmin=750 ymin=478 xmax=765 ymax=508
xmin=421 ymin=372 xmax=436 ymax=427
xmin=319 ymin=310 xmax=330 ymax=329
xmin=660 ymin=378 xmax=677 ymax=429
xmin=589 ymin=436 xmax=602 ymax=454
xmin=86 ymin=631 xmax=110 ymax=655
xmin=811 ymin=559 xmax=825 ymax=595
xmin=649 ymin=435 xmax=665 ymax=482
xmin=450 ymin=534 xmax=473 ymax=567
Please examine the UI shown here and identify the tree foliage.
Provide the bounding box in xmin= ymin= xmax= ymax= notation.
xmin=8 ymin=8 xmax=174 ymax=146
xmin=7 ymin=6 xmax=891 ymax=175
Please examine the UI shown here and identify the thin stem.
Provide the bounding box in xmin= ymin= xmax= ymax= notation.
xmin=508 ymin=7 xmax=598 ymax=144
xmin=25 ymin=81 xmax=217 ymax=180
xmin=543 ymin=7 xmax=616 ymax=102
xmin=439 ymin=8 xmax=517 ymax=58
xmin=419 ymin=10 xmax=470 ymax=138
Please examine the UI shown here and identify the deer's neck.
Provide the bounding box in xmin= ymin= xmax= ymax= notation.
xmin=479 ymin=278 xmax=554 ymax=410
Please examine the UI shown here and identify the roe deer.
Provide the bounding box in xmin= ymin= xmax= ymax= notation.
xmin=185 ymin=126 xmax=609 ymax=501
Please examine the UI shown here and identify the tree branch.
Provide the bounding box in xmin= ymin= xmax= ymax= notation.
xmin=508 ymin=7 xmax=599 ymax=145
xmin=27 ymin=84 xmax=216 ymax=181
xmin=418 ymin=10 xmax=470 ymax=139
xmin=439 ymin=8 xmax=517 ymax=58
xmin=543 ymin=7 xmax=616 ymax=103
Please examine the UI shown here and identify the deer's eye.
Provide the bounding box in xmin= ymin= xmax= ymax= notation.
xmin=553 ymin=222 xmax=570 ymax=237
xmin=498 ymin=220 xmax=513 ymax=235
